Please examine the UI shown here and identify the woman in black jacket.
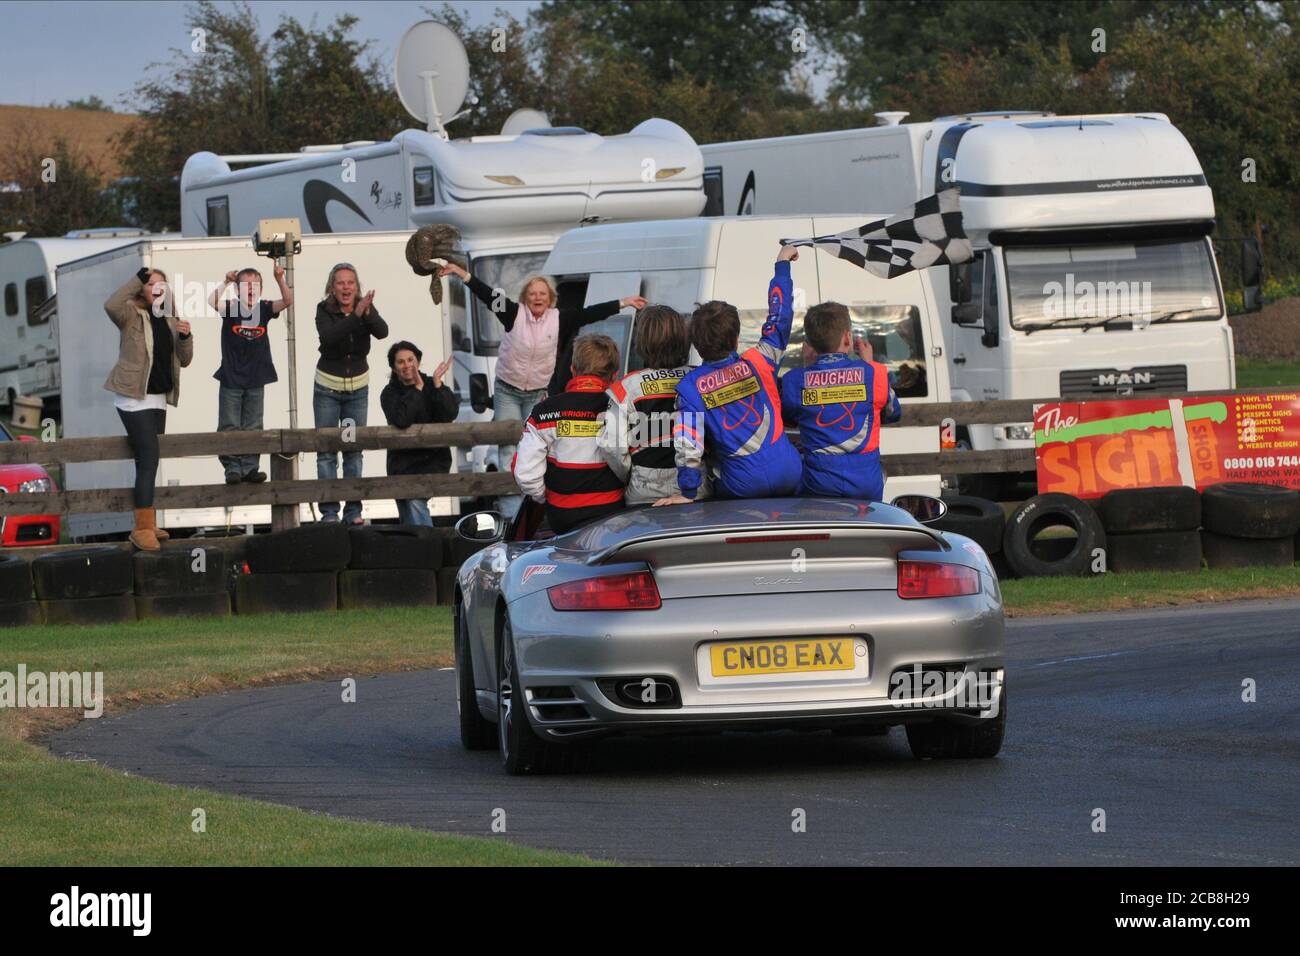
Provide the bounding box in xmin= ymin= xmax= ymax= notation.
xmin=313 ymin=262 xmax=388 ymax=524
xmin=379 ymin=340 xmax=458 ymax=526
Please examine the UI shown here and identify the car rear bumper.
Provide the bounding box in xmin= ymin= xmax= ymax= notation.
xmin=503 ymin=580 xmax=1004 ymax=738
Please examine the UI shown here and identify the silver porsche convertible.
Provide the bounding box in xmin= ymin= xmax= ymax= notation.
xmin=451 ymin=495 xmax=1005 ymax=774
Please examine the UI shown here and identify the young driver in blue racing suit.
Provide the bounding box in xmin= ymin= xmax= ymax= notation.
xmin=780 ymin=301 xmax=901 ymax=501
xmin=662 ymin=246 xmax=804 ymax=503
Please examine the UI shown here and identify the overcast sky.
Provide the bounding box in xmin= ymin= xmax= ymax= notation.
xmin=0 ymin=0 xmax=539 ymax=111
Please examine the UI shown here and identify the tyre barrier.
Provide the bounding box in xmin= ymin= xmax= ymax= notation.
xmin=1098 ymin=486 xmax=1201 ymax=534
xmin=0 ymin=601 xmax=41 ymax=627
xmin=936 ymin=495 xmax=1004 ymax=556
xmin=347 ymin=526 xmax=443 ymax=571
xmin=245 ymin=523 xmax=351 ymax=574
xmin=437 ymin=567 xmax=458 ymax=606
xmin=31 ymin=547 xmax=133 ymax=601
xmin=135 ymin=592 xmax=232 ymax=620
xmin=1002 ymin=493 xmax=1106 ymax=577
xmin=133 ymin=547 xmax=230 ymax=597
xmin=337 ymin=568 xmax=439 ymax=609
xmin=0 ymin=555 xmax=33 ymax=604
xmin=443 ymin=531 xmax=490 ymax=570
xmin=1107 ymin=530 xmax=1204 ymax=574
xmin=1201 ymin=482 xmax=1300 ymax=539
xmin=41 ymin=594 xmax=137 ymax=626
xmin=1201 ymin=530 xmax=1295 ymax=569
xmin=235 ymin=572 xmax=338 ymax=615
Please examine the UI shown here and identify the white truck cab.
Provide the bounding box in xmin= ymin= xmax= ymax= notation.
xmin=543 ymin=215 xmax=946 ymax=499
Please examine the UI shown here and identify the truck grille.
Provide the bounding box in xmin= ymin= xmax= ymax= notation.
xmin=1059 ymin=364 xmax=1187 ymax=399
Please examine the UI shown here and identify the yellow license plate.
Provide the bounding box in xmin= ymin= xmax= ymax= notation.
xmin=709 ymin=638 xmax=855 ymax=678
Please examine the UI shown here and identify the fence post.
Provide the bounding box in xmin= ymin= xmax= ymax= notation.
xmin=270 ymin=451 xmax=300 ymax=531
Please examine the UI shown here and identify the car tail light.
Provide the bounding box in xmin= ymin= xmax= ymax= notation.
xmin=547 ymin=571 xmax=661 ymax=611
xmin=897 ymin=560 xmax=980 ymax=599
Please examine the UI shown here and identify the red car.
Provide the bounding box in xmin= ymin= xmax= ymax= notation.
xmin=0 ymin=420 xmax=60 ymax=546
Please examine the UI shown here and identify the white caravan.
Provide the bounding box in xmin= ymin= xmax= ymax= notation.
xmin=0 ymin=231 xmax=149 ymax=411
xmin=701 ymin=112 xmax=1247 ymax=474
xmin=56 ymin=231 xmax=470 ymax=539
xmin=542 ymin=215 xmax=945 ymax=499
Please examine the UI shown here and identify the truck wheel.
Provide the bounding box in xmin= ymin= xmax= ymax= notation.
xmin=135 ymin=592 xmax=231 ymax=619
xmin=1201 ymin=531 xmax=1294 ymax=569
xmin=245 ymin=524 xmax=351 ymax=574
xmin=31 ymin=547 xmax=133 ymax=600
xmin=234 ymin=572 xmax=338 ymax=614
xmin=906 ymin=685 xmax=1006 ymax=759
xmin=0 ymin=555 xmax=33 ymax=604
xmin=497 ymin=616 xmax=588 ymax=774
xmin=1201 ymin=483 xmax=1300 ymax=538
xmin=1108 ymin=530 xmax=1203 ymax=573
xmin=936 ymin=495 xmax=1005 ymax=555
xmin=133 ymin=547 xmax=229 ymax=597
xmin=347 ymin=526 xmax=443 ymax=570
xmin=1002 ymin=494 xmax=1105 ymax=578
xmin=41 ymin=594 xmax=136 ymax=625
xmin=0 ymin=602 xmax=41 ymax=627
xmin=337 ymin=569 xmax=438 ymax=609
xmin=1098 ymin=486 xmax=1201 ymax=534
xmin=456 ymin=605 xmax=497 ymax=751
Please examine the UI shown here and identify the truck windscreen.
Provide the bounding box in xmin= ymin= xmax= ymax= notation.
xmin=464 ymin=251 xmax=551 ymax=355
xmin=1005 ymin=238 xmax=1220 ymax=332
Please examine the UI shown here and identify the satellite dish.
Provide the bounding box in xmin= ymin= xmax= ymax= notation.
xmin=500 ymin=108 xmax=551 ymax=137
xmin=395 ymin=21 xmax=470 ymax=137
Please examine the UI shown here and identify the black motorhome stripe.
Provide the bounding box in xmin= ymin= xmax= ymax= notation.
xmin=958 ymin=174 xmax=1207 ymax=197
xmin=302 ymin=180 xmax=372 ymax=233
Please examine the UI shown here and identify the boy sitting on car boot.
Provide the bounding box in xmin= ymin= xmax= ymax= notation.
xmin=780 ymin=301 xmax=901 ymax=501
xmin=513 ymin=334 xmax=627 ymax=534
xmin=662 ymin=246 xmax=803 ymax=504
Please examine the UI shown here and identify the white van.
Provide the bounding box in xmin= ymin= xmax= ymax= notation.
xmin=542 ymin=215 xmax=945 ymax=499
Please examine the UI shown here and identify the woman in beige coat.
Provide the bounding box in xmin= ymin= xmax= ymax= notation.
xmin=103 ymin=268 xmax=193 ymax=550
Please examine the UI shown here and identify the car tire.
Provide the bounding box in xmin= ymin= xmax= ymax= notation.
xmin=456 ymin=605 xmax=497 ymax=751
xmin=347 ymin=526 xmax=443 ymax=571
xmin=337 ymin=569 xmax=438 ymax=609
xmin=906 ymin=684 xmax=1006 ymax=759
xmin=0 ymin=601 xmax=41 ymax=627
xmin=245 ymin=524 xmax=351 ymax=574
xmin=936 ymin=495 xmax=1004 ymax=555
xmin=41 ymin=594 xmax=137 ymax=626
xmin=1201 ymin=482 xmax=1300 ymax=538
xmin=0 ymin=555 xmax=33 ymax=604
xmin=133 ymin=547 xmax=229 ymax=597
xmin=1200 ymin=531 xmax=1295 ymax=569
xmin=497 ymin=616 xmax=588 ymax=775
xmin=1002 ymin=494 xmax=1106 ymax=578
xmin=234 ymin=572 xmax=338 ymax=615
xmin=31 ymin=547 xmax=134 ymax=600
xmin=1098 ymin=486 xmax=1201 ymax=534
xmin=1107 ymin=530 xmax=1204 ymax=574
xmin=135 ymin=592 xmax=231 ymax=619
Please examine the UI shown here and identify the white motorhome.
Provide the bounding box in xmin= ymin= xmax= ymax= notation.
xmin=701 ymin=112 xmax=1247 ymax=482
xmin=542 ymin=215 xmax=945 ymax=499
xmin=0 ymin=230 xmax=149 ymax=411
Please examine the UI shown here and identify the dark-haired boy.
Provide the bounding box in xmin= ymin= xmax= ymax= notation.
xmin=779 ymin=301 xmax=901 ymax=501
xmin=207 ymin=264 xmax=292 ymax=483
xmin=669 ymin=247 xmax=803 ymax=502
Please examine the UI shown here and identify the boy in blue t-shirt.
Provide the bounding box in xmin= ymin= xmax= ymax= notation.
xmin=779 ymin=301 xmax=901 ymax=501
xmin=207 ymin=264 xmax=292 ymax=483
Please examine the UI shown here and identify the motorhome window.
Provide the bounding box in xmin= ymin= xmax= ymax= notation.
xmin=413 ymin=165 xmax=437 ymax=206
xmin=467 ymin=252 xmax=550 ymax=356
xmin=24 ymin=277 xmax=48 ymax=325
xmin=3 ymin=283 xmax=16 ymax=317
xmin=1006 ymin=238 xmax=1220 ymax=330
xmin=702 ymin=167 xmax=724 ymax=216
xmin=206 ymin=196 xmax=231 ymax=237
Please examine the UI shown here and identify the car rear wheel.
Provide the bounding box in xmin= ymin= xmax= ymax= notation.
xmin=906 ymin=685 xmax=1006 ymax=759
xmin=497 ymin=616 xmax=587 ymax=775
xmin=455 ymin=606 xmax=497 ymax=751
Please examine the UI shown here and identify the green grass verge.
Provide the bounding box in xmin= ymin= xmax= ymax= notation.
xmin=0 ymin=606 xmax=598 ymax=866
xmin=1235 ymin=358 xmax=1300 ymax=389
xmin=999 ymin=563 xmax=1300 ymax=616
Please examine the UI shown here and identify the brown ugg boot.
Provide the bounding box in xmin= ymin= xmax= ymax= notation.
xmin=130 ymin=507 xmax=161 ymax=551
xmin=154 ymin=512 xmax=170 ymax=541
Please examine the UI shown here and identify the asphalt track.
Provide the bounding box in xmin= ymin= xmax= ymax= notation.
xmin=52 ymin=598 xmax=1300 ymax=865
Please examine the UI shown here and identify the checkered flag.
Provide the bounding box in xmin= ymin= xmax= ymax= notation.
xmin=780 ymin=188 xmax=974 ymax=279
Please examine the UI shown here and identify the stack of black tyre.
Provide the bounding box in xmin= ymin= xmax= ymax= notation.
xmin=999 ymin=493 xmax=1107 ymax=577
xmin=239 ymin=524 xmax=352 ymax=614
xmin=0 ymin=555 xmax=40 ymax=627
xmin=29 ymin=547 xmax=136 ymax=624
xmin=936 ymin=495 xmax=1007 ymax=575
xmin=433 ymin=527 xmax=495 ymax=606
xmin=1097 ymin=486 xmax=1203 ymax=573
xmin=339 ymin=525 xmax=442 ymax=609
xmin=1198 ymin=482 xmax=1299 ymax=568
xmin=133 ymin=546 xmax=231 ymax=618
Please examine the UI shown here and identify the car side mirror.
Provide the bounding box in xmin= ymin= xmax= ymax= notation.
xmin=952 ymin=302 xmax=981 ymax=325
xmin=455 ymin=510 xmax=505 ymax=542
xmin=1241 ymin=237 xmax=1263 ymax=313
xmin=890 ymin=494 xmax=948 ymax=525
xmin=949 ymin=261 xmax=972 ymax=306
xmin=469 ymin=373 xmax=493 ymax=414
